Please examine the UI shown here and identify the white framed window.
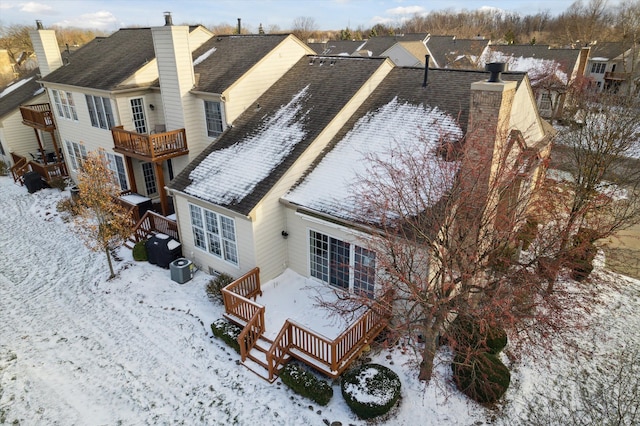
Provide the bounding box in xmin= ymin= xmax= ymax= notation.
xmin=204 ymin=100 xmax=224 ymax=138
xmin=64 ymin=140 xmax=87 ymax=171
xmin=130 ymin=98 xmax=147 ymax=134
xmin=142 ymin=162 xmax=157 ymax=196
xmin=539 ymin=93 xmax=552 ymax=112
xmin=85 ymin=95 xmax=115 ymax=130
xmin=309 ymin=230 xmax=376 ymax=297
xmin=590 ymin=62 xmax=606 ymax=74
xmin=189 ymin=204 xmax=238 ymax=266
xmin=104 ymin=152 xmax=128 ymax=190
xmin=51 ymin=89 xmax=78 ymax=121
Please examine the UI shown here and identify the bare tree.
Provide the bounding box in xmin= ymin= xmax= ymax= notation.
xmin=542 ymin=86 xmax=640 ymax=289
xmin=290 ymin=16 xmax=317 ymax=42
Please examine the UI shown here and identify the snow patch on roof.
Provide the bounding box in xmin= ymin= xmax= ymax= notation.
xmin=185 ymin=86 xmax=310 ymax=205
xmin=193 ymin=47 xmax=217 ymax=66
xmin=33 ymin=87 xmax=45 ymax=96
xmin=284 ymin=98 xmax=462 ymax=222
xmin=0 ymin=77 xmax=34 ymax=98
xmin=486 ymin=52 xmax=568 ymax=84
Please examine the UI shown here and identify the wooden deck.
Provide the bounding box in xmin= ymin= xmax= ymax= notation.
xmin=10 ymin=153 xmax=67 ymax=185
xmin=20 ymin=103 xmax=56 ymax=131
xmin=126 ymin=210 xmax=179 ymax=248
xmin=222 ymin=268 xmax=388 ymax=381
xmin=111 ymin=126 xmax=189 ymax=162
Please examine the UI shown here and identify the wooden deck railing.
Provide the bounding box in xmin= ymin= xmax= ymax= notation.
xmin=10 ymin=157 xmax=29 ymax=185
xmin=20 ymin=103 xmax=56 ymax=130
xmin=604 ymin=71 xmax=631 ymax=81
xmin=222 ymin=267 xmax=388 ymax=381
xmin=112 ymin=126 xmax=188 ymax=161
xmin=130 ymin=210 xmax=179 ymax=243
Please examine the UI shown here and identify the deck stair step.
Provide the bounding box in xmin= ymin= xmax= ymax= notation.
xmin=241 ymin=336 xmax=291 ymax=382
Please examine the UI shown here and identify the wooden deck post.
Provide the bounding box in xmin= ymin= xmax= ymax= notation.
xmin=124 ymin=156 xmax=137 ymax=193
xmin=154 ymin=161 xmax=168 ymax=216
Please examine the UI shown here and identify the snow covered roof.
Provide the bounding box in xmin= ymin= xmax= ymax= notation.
xmin=483 ymin=45 xmax=582 ymax=85
xmin=0 ymin=70 xmax=44 ymax=120
xmin=425 ymin=35 xmax=490 ymax=69
xmin=192 ymin=34 xmax=291 ymax=94
xmin=283 ymin=67 xmax=524 ymax=224
xmin=168 ymin=55 xmax=389 ymax=215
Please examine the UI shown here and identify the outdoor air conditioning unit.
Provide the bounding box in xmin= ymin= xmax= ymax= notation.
xmin=170 ymin=258 xmax=194 ymax=284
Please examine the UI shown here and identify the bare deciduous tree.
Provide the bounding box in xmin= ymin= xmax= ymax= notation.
xmin=290 ymin=16 xmax=317 ymax=42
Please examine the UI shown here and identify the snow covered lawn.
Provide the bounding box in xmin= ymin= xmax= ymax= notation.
xmin=1 ymin=176 xmax=638 ymax=425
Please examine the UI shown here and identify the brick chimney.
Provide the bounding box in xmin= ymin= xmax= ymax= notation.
xmin=29 ymin=20 xmax=63 ymax=77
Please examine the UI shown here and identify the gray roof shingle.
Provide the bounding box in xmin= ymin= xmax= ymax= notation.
xmin=487 ymin=44 xmax=582 ymax=75
xmin=168 ymin=56 xmax=389 ymax=215
xmin=40 ymin=28 xmax=156 ymax=91
xmin=425 ymin=36 xmax=490 ymax=68
xmin=0 ymin=69 xmax=44 ymax=119
xmin=193 ymin=34 xmax=291 ymax=94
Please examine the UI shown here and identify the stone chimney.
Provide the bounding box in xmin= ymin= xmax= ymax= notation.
xmin=29 ymin=20 xmax=63 ymax=77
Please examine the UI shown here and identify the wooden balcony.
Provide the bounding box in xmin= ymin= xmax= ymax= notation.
xmin=604 ymin=71 xmax=631 ymax=81
xmin=222 ymin=268 xmax=388 ymax=382
xmin=111 ymin=126 xmax=188 ymax=162
xmin=10 ymin=153 xmax=67 ymax=185
xmin=20 ymin=103 xmax=56 ymax=131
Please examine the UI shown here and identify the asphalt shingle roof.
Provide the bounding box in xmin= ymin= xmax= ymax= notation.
xmin=357 ymin=34 xmax=427 ymax=56
xmin=486 ymin=44 xmax=582 ymax=74
xmin=589 ymin=41 xmax=627 ymax=60
xmin=40 ymin=28 xmax=157 ymax=91
xmin=168 ymin=56 xmax=389 ymax=215
xmin=193 ymin=34 xmax=290 ymax=94
xmin=426 ymin=36 xmax=490 ymax=68
xmin=307 ymin=40 xmax=364 ymax=55
xmin=0 ymin=69 xmax=44 ymax=119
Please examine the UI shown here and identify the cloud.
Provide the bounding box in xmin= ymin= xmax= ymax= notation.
xmin=385 ymin=5 xmax=425 ymax=15
xmin=371 ymin=16 xmax=395 ymax=25
xmin=54 ymin=11 xmax=117 ymax=30
xmin=20 ymin=2 xmax=55 ymax=14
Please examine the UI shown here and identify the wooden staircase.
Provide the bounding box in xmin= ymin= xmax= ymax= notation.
xmin=241 ymin=335 xmax=291 ymax=382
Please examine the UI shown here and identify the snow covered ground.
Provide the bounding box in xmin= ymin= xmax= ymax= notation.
xmin=1 ymin=176 xmax=638 ymax=425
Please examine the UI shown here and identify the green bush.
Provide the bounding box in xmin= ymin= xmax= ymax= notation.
xmin=279 ymin=362 xmax=333 ymax=406
xmin=48 ymin=176 xmax=67 ymax=191
xmin=452 ymin=352 xmax=510 ymax=404
xmin=210 ymin=318 xmax=242 ymax=353
xmin=206 ymin=273 xmax=235 ymax=303
xmin=449 ymin=315 xmax=507 ymax=355
xmin=341 ymin=364 xmax=401 ymax=419
xmin=132 ymin=240 xmax=148 ymax=261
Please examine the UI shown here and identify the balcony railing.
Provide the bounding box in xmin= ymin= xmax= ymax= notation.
xmin=112 ymin=126 xmax=188 ymax=162
xmin=604 ymin=71 xmax=631 ymax=81
xmin=20 ymin=103 xmax=56 ymax=131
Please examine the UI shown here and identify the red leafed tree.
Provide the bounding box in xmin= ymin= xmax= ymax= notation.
xmin=74 ymin=150 xmax=133 ymax=279
xmin=319 ymin=121 xmax=593 ymax=383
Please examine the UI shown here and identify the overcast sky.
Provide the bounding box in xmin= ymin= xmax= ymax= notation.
xmin=0 ymin=0 xmax=623 ymax=32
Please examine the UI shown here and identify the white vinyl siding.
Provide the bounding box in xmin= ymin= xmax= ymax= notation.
xmin=189 ymin=204 xmax=238 ymax=266
xmin=51 ymin=89 xmax=78 ymax=121
xmin=85 ymin=95 xmax=115 ymax=130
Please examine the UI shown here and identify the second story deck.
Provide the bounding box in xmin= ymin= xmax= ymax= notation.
xmin=20 ymin=103 xmax=56 ymax=131
xmin=112 ymin=126 xmax=189 ymax=162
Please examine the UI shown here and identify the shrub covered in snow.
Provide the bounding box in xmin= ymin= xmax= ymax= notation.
xmin=279 ymin=362 xmax=333 ymax=406
xmin=341 ymin=364 xmax=401 ymax=419
xmin=206 ymin=273 xmax=235 ymax=303
xmin=452 ymin=352 xmax=510 ymax=404
xmin=210 ymin=318 xmax=242 ymax=353
xmin=132 ymin=240 xmax=148 ymax=262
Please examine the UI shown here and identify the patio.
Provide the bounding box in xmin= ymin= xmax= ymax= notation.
xmin=222 ymin=268 xmax=387 ymax=381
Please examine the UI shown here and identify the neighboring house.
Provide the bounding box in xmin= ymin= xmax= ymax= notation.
xmin=424 ymin=35 xmax=490 ymax=69
xmin=353 ymin=33 xmax=427 ymax=62
xmin=307 ymin=40 xmax=364 ymax=56
xmin=25 ymin=15 xmax=314 ymax=215
xmin=381 ymin=40 xmax=429 ymax=67
xmin=585 ymin=40 xmax=640 ymax=95
xmin=482 ymin=44 xmax=588 ymax=120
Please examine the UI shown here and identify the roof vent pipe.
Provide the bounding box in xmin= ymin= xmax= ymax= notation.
xmin=36 ymin=20 xmax=43 ymax=30
xmin=422 ymin=55 xmax=430 ymax=87
xmin=164 ymin=11 xmax=173 ymax=26
xmin=485 ymin=62 xmax=505 ymax=83
xmin=237 ymin=18 xmax=241 ymax=34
